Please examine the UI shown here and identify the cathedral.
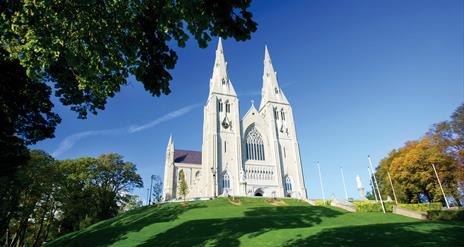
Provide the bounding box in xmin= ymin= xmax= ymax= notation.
xmin=162 ymin=39 xmax=307 ymax=200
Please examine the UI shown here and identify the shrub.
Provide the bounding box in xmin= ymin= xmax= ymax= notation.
xmin=353 ymin=201 xmax=394 ymax=212
xmin=427 ymin=209 xmax=464 ymax=221
xmin=315 ymin=200 xmax=332 ymax=206
xmin=398 ymin=203 xmax=442 ymax=212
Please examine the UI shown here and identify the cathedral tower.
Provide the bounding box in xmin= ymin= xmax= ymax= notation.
xmin=200 ymin=38 xmax=243 ymax=197
xmin=259 ymin=46 xmax=307 ymax=199
xmin=162 ymin=135 xmax=175 ymax=200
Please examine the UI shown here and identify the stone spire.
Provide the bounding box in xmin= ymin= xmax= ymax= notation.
xmin=209 ymin=38 xmax=237 ymax=96
xmin=259 ymin=45 xmax=289 ymax=110
xmin=167 ymin=134 xmax=174 ymax=152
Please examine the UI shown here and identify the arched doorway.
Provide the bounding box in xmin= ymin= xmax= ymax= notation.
xmin=254 ymin=188 xmax=264 ymax=197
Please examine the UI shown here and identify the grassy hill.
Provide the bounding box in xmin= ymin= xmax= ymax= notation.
xmin=46 ymin=198 xmax=464 ymax=246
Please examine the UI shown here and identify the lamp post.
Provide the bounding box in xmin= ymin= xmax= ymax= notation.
xmin=432 ymin=164 xmax=450 ymax=208
xmin=367 ymin=167 xmax=378 ymax=202
xmin=211 ymin=166 xmax=217 ymax=198
xmin=316 ymin=162 xmax=326 ymax=201
xmin=146 ymin=188 xmax=149 ymax=206
xmin=340 ymin=166 xmax=348 ymax=201
xmin=368 ymin=156 xmax=386 ymax=213
xmin=148 ymin=175 xmax=154 ymax=205
xmin=387 ymin=171 xmax=398 ymax=204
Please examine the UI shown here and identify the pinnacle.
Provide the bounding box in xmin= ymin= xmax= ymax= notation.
xmin=217 ymin=37 xmax=223 ymax=53
xmin=264 ymin=45 xmax=271 ymax=63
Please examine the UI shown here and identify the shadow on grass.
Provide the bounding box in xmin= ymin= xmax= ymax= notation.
xmin=283 ymin=221 xmax=464 ymax=246
xmin=46 ymin=203 xmax=205 ymax=247
xmin=138 ymin=206 xmax=343 ymax=247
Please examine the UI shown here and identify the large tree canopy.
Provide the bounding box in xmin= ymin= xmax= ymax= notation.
xmin=375 ymin=104 xmax=464 ymax=205
xmin=0 ymin=49 xmax=61 ymax=176
xmin=1 ymin=151 xmax=144 ymax=246
xmin=1 ymin=0 xmax=257 ymax=118
xmin=0 ymin=0 xmax=257 ymax=183
xmin=376 ymin=138 xmax=460 ymax=204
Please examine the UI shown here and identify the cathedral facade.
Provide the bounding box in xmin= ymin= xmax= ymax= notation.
xmin=163 ymin=39 xmax=307 ymax=200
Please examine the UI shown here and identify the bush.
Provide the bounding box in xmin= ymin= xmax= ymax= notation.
xmin=398 ymin=203 xmax=442 ymax=212
xmin=315 ymin=200 xmax=332 ymax=206
xmin=427 ymin=209 xmax=464 ymax=221
xmin=353 ymin=201 xmax=394 ymax=212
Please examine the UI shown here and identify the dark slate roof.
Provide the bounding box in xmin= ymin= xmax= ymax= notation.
xmin=174 ymin=149 xmax=202 ymax=165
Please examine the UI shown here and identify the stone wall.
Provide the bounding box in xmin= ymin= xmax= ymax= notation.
xmin=392 ymin=205 xmax=427 ymax=220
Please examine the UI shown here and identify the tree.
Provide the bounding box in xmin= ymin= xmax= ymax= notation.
xmin=0 ymin=49 xmax=61 ymax=177
xmin=1 ymin=0 xmax=257 ymax=120
xmin=152 ymin=175 xmax=163 ymax=204
xmin=376 ymin=138 xmax=461 ymax=205
xmin=2 ymin=150 xmax=59 ymax=247
xmin=92 ymin=154 xmax=143 ymax=219
xmin=56 ymin=153 xmax=143 ymax=233
xmin=427 ymin=104 xmax=464 ymax=195
xmin=178 ymin=170 xmax=189 ymax=200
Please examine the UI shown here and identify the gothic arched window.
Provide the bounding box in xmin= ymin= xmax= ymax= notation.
xmin=285 ymin=176 xmax=292 ymax=191
xmin=246 ymin=126 xmax=265 ymax=161
xmin=223 ymin=172 xmax=230 ymax=189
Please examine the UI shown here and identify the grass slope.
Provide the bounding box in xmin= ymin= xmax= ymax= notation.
xmin=47 ymin=198 xmax=464 ymax=246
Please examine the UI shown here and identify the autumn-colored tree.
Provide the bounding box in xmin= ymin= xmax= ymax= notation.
xmin=427 ymin=103 xmax=464 ymax=194
xmin=376 ymin=138 xmax=461 ymax=205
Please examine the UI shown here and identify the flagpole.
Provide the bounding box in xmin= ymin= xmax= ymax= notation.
xmin=387 ymin=171 xmax=398 ymax=204
xmin=340 ymin=166 xmax=348 ymax=201
xmin=432 ymin=164 xmax=450 ymax=208
xmin=368 ymin=156 xmax=386 ymax=213
xmin=368 ymin=167 xmax=378 ymax=202
xmin=317 ymin=162 xmax=326 ymax=201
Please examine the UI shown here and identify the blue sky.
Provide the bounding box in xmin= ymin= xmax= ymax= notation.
xmin=31 ymin=0 xmax=463 ymax=202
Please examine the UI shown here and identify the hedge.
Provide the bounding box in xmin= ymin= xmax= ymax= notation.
xmin=398 ymin=203 xmax=442 ymax=212
xmin=352 ymin=201 xmax=394 ymax=212
xmin=315 ymin=200 xmax=332 ymax=206
xmin=427 ymin=209 xmax=464 ymax=221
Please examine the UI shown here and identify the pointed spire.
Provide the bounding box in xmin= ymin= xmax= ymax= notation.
xmin=217 ymin=37 xmax=224 ymax=53
xmin=167 ymin=134 xmax=174 ymax=151
xmin=209 ymin=38 xmax=237 ymax=96
xmin=264 ymin=45 xmax=272 ymax=66
xmin=168 ymin=134 xmax=173 ymax=145
xmin=260 ymin=45 xmax=288 ymax=110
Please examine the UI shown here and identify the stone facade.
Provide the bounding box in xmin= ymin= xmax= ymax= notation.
xmin=163 ymin=39 xmax=307 ymax=200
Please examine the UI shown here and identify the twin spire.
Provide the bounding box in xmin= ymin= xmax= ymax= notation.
xmin=209 ymin=38 xmax=236 ymax=96
xmin=209 ymin=38 xmax=288 ymax=109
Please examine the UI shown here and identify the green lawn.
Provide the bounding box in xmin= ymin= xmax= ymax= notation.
xmin=46 ymin=198 xmax=464 ymax=247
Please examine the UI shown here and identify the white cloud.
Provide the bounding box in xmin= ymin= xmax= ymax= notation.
xmin=128 ymin=103 xmax=201 ymax=133
xmin=51 ymin=128 xmax=125 ymax=157
xmin=52 ymin=103 xmax=201 ymax=157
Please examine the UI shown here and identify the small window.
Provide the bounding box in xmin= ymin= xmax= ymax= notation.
xmin=223 ymin=172 xmax=230 ymax=189
xmin=218 ymin=101 xmax=223 ymax=112
xmin=274 ymin=109 xmax=279 ymax=120
xmin=283 ymin=147 xmax=286 ymax=158
xmin=224 ymin=141 xmax=227 ymax=153
xmin=222 ymin=78 xmax=226 ymax=85
xmin=275 ymin=87 xmax=279 ymax=94
xmin=226 ymin=102 xmax=230 ymax=113
xmin=281 ymin=110 xmax=285 ymax=120
xmin=285 ymin=177 xmax=292 ymax=191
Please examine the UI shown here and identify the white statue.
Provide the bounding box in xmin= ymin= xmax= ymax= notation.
xmin=356 ymin=175 xmax=367 ymax=200
xmin=240 ymin=167 xmax=245 ymax=182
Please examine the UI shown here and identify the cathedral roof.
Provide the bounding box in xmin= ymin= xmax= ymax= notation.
xmin=174 ymin=149 xmax=202 ymax=165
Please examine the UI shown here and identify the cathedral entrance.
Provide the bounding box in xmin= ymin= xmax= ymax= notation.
xmin=254 ymin=188 xmax=264 ymax=197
